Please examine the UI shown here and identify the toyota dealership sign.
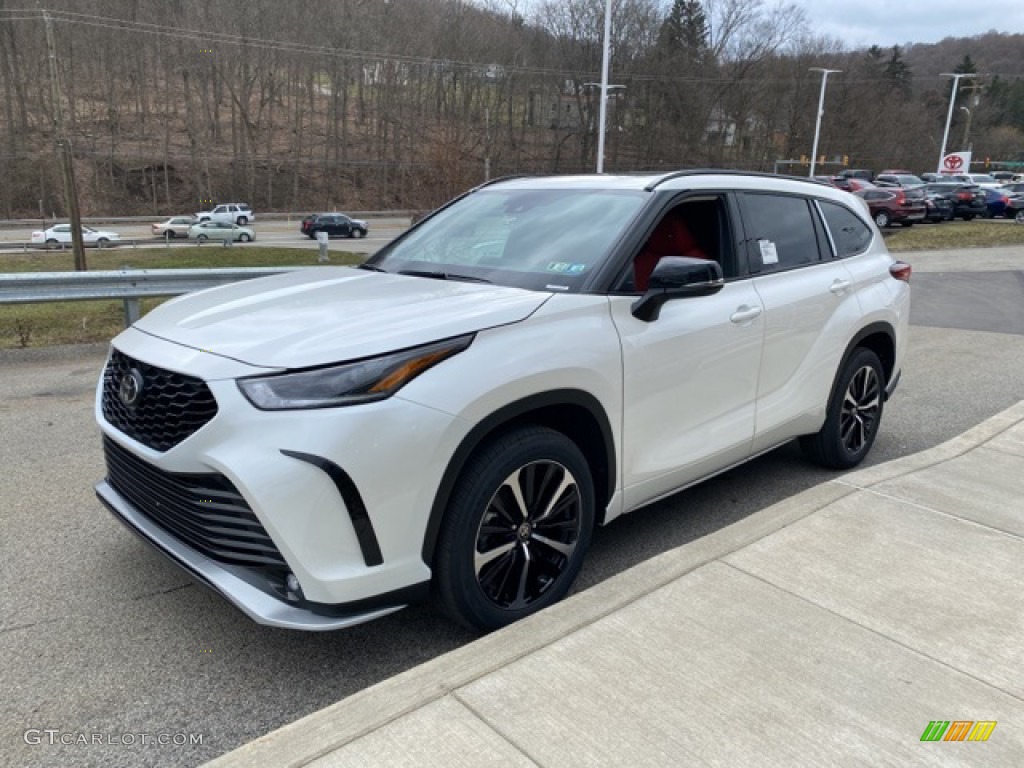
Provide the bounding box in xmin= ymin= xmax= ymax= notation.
xmin=940 ymin=151 xmax=972 ymax=174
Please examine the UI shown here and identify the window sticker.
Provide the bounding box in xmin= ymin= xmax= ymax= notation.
xmin=758 ymin=239 xmax=779 ymax=265
xmin=546 ymin=262 xmax=587 ymax=274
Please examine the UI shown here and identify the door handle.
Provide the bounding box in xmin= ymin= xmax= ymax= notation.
xmin=830 ymin=278 xmax=853 ymax=295
xmin=730 ymin=305 xmax=763 ymax=324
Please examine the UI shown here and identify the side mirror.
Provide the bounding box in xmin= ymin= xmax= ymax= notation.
xmin=631 ymin=256 xmax=724 ymax=322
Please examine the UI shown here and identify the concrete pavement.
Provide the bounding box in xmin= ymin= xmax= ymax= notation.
xmin=206 ymin=400 xmax=1024 ymax=768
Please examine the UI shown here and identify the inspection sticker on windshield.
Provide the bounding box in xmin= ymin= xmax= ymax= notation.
xmin=546 ymin=262 xmax=586 ymax=274
xmin=758 ymin=239 xmax=779 ymax=265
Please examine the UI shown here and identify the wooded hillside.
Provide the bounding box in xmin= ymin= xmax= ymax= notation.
xmin=2 ymin=1 xmax=1022 ymax=217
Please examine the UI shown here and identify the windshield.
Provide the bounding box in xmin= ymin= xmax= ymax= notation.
xmin=970 ymin=174 xmax=997 ymax=183
xmin=367 ymin=187 xmax=648 ymax=292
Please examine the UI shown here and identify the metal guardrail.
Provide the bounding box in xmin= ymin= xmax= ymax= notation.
xmin=0 ymin=267 xmax=301 ymax=325
xmin=0 ymin=210 xmax=417 ymax=229
xmin=0 ymin=239 xmax=157 ymax=252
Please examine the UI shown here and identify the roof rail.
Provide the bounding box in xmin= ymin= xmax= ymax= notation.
xmin=645 ymin=168 xmax=830 ymax=191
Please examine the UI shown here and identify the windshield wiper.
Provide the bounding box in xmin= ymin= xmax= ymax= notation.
xmin=358 ymin=263 xmax=388 ymax=273
xmin=397 ymin=269 xmax=492 ymax=284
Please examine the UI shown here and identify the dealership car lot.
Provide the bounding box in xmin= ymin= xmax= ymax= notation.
xmin=3 ymin=245 xmax=1024 ymax=768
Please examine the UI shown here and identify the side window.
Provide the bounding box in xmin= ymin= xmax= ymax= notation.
xmin=818 ymin=201 xmax=872 ymax=258
xmin=617 ymin=195 xmax=733 ymax=293
xmin=741 ymin=193 xmax=821 ymax=272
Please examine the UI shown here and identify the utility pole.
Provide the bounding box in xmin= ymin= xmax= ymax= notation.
xmin=43 ymin=8 xmax=86 ymax=270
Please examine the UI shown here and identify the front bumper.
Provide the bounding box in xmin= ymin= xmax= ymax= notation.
xmin=97 ymin=480 xmax=414 ymax=630
xmin=95 ymin=331 xmax=467 ymax=628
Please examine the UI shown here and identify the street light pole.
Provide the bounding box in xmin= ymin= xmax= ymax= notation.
xmin=595 ymin=0 xmax=612 ymax=173
xmin=808 ymin=68 xmax=841 ymax=178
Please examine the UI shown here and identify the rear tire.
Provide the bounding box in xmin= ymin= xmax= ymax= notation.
xmin=800 ymin=347 xmax=885 ymax=470
xmin=962 ymin=214 xmax=974 ymax=221
xmin=197 ymin=234 xmax=208 ymax=244
xmin=238 ymin=233 xmax=251 ymax=242
xmin=874 ymin=211 xmax=890 ymax=228
xmin=1016 ymin=210 xmax=1024 ymax=224
xmin=433 ymin=426 xmax=595 ymax=632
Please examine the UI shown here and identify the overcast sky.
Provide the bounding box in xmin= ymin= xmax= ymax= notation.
xmin=788 ymin=0 xmax=1023 ymax=48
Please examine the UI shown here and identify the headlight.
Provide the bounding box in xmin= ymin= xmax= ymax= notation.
xmin=237 ymin=334 xmax=473 ymax=410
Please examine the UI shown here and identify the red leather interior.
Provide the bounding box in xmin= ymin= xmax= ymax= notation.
xmin=634 ymin=216 xmax=707 ymax=291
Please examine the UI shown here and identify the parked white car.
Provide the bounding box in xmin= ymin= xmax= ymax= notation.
xmin=32 ymin=224 xmax=120 ymax=247
xmin=194 ymin=203 xmax=254 ymax=225
xmin=152 ymin=216 xmax=196 ymax=238
xmin=944 ymin=173 xmax=1003 ymax=189
xmin=96 ymin=171 xmax=910 ymax=633
xmin=188 ymin=220 xmax=255 ymax=243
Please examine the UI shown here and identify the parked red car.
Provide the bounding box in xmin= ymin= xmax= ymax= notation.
xmin=832 ymin=177 xmax=875 ymax=193
xmin=854 ymin=187 xmax=927 ymax=228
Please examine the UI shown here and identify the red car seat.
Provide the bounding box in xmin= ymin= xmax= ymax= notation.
xmin=633 ymin=215 xmax=707 ymax=291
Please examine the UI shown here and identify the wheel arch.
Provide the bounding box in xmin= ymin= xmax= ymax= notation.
xmin=838 ymin=322 xmax=896 ymax=392
xmin=421 ymin=389 xmax=616 ymax=567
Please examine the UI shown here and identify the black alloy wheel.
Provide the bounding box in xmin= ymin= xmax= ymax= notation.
xmin=433 ymin=426 xmax=595 ymax=632
xmin=800 ymin=347 xmax=885 ymax=470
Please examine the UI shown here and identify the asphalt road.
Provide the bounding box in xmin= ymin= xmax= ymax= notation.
xmin=2 ymin=247 xmax=1023 ymax=767
xmin=0 ymin=217 xmax=411 ymax=256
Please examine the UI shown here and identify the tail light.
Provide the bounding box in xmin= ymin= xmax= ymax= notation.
xmin=889 ymin=261 xmax=911 ymax=283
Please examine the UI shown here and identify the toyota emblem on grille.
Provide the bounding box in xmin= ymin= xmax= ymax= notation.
xmin=119 ymin=368 xmax=144 ymax=408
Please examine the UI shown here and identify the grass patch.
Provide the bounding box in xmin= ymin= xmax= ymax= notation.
xmin=0 ymin=245 xmax=364 ymax=273
xmin=0 ymin=246 xmax=364 ymax=349
xmin=882 ymin=219 xmax=1024 ymax=252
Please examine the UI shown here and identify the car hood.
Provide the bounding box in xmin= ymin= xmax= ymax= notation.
xmin=134 ymin=267 xmax=551 ymax=370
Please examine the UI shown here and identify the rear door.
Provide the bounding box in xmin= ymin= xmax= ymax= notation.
xmin=737 ymin=192 xmax=864 ymax=452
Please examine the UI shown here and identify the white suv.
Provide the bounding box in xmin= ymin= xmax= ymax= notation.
xmin=194 ymin=203 xmax=254 ymax=226
xmin=95 ymin=171 xmax=910 ymax=632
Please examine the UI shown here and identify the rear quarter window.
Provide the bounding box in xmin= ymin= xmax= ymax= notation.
xmin=818 ymin=201 xmax=873 ymax=257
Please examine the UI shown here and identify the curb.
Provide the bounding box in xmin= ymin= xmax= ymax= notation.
xmin=204 ymin=400 xmax=1024 ymax=768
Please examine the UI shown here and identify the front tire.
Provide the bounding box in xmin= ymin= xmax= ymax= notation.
xmin=197 ymin=234 xmax=208 ymax=244
xmin=800 ymin=348 xmax=885 ymax=470
xmin=433 ymin=426 xmax=595 ymax=632
xmin=238 ymin=233 xmax=251 ymax=242
xmin=1016 ymin=210 xmax=1024 ymax=224
xmin=236 ymin=216 xmax=248 ymax=225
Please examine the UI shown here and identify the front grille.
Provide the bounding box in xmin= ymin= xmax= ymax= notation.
xmin=102 ymin=349 xmax=218 ymax=452
xmin=104 ymin=436 xmax=288 ymax=571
